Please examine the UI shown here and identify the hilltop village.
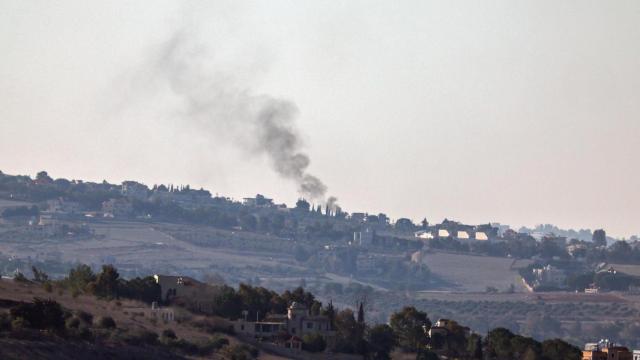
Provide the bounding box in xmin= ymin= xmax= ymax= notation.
xmin=3 ymin=170 xmax=640 ymax=349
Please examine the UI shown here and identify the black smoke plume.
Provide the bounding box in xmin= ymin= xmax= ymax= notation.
xmin=143 ymin=32 xmax=329 ymax=200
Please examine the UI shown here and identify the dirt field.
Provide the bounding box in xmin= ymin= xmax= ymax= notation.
xmin=0 ymin=220 xmax=296 ymax=278
xmin=415 ymin=289 xmax=628 ymax=303
xmin=610 ymin=263 xmax=640 ymax=277
xmin=421 ymin=251 xmax=532 ymax=292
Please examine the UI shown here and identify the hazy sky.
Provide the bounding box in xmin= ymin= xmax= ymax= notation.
xmin=1 ymin=1 xmax=639 ymax=237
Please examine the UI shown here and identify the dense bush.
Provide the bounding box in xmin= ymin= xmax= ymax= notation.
xmin=302 ymin=333 xmax=326 ymax=353
xmin=9 ymin=298 xmax=65 ymax=331
xmin=161 ymin=328 xmax=177 ymax=339
xmin=223 ymin=344 xmax=259 ymax=360
xmin=484 ymin=328 xmax=580 ymax=360
xmin=112 ymin=329 xmax=158 ymax=345
xmin=96 ymin=316 xmax=116 ymax=329
xmin=163 ymin=336 xmax=229 ymax=356
xmin=76 ymin=310 xmax=93 ymax=325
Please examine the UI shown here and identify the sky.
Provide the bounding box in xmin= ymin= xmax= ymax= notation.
xmin=1 ymin=1 xmax=639 ymax=237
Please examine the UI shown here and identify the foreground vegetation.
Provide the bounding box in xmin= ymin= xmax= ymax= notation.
xmin=0 ymin=264 xmax=583 ymax=360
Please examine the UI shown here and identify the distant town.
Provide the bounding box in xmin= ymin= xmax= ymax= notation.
xmin=2 ymin=169 xmax=640 ymax=351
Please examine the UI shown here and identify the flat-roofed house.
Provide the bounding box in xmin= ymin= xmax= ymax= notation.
xmin=234 ymin=302 xmax=335 ymax=348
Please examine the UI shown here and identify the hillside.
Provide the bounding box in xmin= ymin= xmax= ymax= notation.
xmin=0 ymin=279 xmax=287 ymax=360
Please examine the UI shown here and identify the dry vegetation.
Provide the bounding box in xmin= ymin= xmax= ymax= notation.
xmin=0 ymin=279 xmax=289 ymax=360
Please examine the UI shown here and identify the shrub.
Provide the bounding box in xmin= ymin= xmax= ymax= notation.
xmin=162 ymin=328 xmax=177 ymax=339
xmin=164 ymin=338 xmax=199 ymax=354
xmin=223 ymin=344 xmax=259 ymax=360
xmin=302 ymin=333 xmax=326 ymax=353
xmin=13 ymin=272 xmax=29 ymax=283
xmin=198 ymin=336 xmax=229 ymax=354
xmin=191 ymin=318 xmax=235 ymax=335
xmin=76 ymin=311 xmax=93 ymax=325
xmin=66 ymin=317 xmax=80 ymax=329
xmin=127 ymin=329 xmax=158 ymax=345
xmin=10 ymin=298 xmax=65 ymax=331
xmin=76 ymin=326 xmax=94 ymax=341
xmin=43 ymin=282 xmax=53 ymax=293
xmin=96 ymin=316 xmax=116 ymax=329
xmin=163 ymin=335 xmax=229 ymax=356
xmin=11 ymin=317 xmax=28 ymax=329
xmin=0 ymin=313 xmax=11 ymax=331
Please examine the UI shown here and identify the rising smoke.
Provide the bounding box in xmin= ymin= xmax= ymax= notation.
xmin=139 ymin=31 xmax=331 ymax=201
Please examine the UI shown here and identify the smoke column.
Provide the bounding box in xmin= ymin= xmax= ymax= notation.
xmin=137 ymin=31 xmax=330 ymax=201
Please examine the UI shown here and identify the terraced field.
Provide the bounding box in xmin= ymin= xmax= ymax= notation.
xmin=421 ymin=251 xmax=532 ymax=292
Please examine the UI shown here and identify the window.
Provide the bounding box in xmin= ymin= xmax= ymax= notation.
xmin=291 ymin=328 xmax=296 ymax=334
xmin=240 ymin=325 xmax=244 ymax=331
xmin=307 ymin=322 xmax=313 ymax=329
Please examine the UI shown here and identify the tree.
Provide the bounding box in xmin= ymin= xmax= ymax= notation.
xmin=389 ymin=306 xmax=431 ymax=352
xmin=608 ymin=241 xmax=633 ymax=263
xmin=281 ymin=287 xmax=319 ymax=311
xmin=35 ymin=171 xmax=53 ymax=184
xmin=485 ymin=328 xmax=515 ymax=359
xmin=541 ymin=339 xmax=581 ymax=360
xmin=295 ymin=199 xmax=310 ymax=212
xmin=31 ymin=266 xmax=49 ymax=283
xmin=357 ymin=302 xmax=365 ymax=324
xmin=269 ymin=213 xmax=285 ymax=233
xmin=395 ymin=218 xmax=415 ymax=232
xmin=566 ymin=272 xmax=595 ymax=291
xmin=367 ymin=324 xmax=397 ymax=360
xmin=91 ymin=265 xmax=120 ymax=299
xmin=66 ymin=264 xmax=96 ymax=292
xmin=467 ymin=334 xmax=483 ymax=359
xmin=510 ymin=335 xmax=541 ymax=358
xmin=97 ymin=316 xmax=116 ymax=329
xmin=120 ymin=276 xmax=161 ymax=303
xmin=1 ymin=205 xmax=39 ymax=218
xmin=333 ymin=309 xmax=366 ymax=354
xmin=522 ymin=313 xmax=562 ymax=339
xmin=592 ymin=229 xmax=607 ymax=247
xmin=211 ymin=285 xmax=242 ymax=319
xmin=294 ymin=245 xmax=311 ymax=262
xmin=239 ymin=213 xmax=257 ymax=231
xmin=322 ymin=300 xmax=336 ymax=329
xmin=302 ymin=333 xmax=326 ymax=353
xmin=237 ymin=284 xmax=275 ymax=321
